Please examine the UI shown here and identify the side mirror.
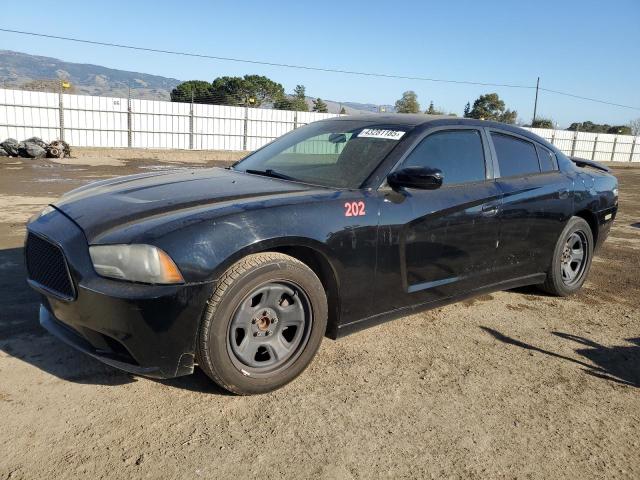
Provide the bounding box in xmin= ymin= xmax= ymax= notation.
xmin=387 ymin=166 xmax=443 ymax=190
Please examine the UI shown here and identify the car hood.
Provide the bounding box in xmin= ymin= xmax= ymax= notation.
xmin=53 ymin=167 xmax=316 ymax=242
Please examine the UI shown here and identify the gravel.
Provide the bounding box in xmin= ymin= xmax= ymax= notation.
xmin=0 ymin=152 xmax=638 ymax=480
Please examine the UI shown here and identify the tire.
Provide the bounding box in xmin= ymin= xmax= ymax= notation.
xmin=540 ymin=216 xmax=594 ymax=296
xmin=196 ymin=252 xmax=327 ymax=395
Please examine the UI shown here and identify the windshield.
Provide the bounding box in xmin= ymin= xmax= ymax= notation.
xmin=234 ymin=119 xmax=410 ymax=189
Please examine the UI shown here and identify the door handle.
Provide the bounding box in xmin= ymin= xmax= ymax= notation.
xmin=481 ymin=203 xmax=499 ymax=217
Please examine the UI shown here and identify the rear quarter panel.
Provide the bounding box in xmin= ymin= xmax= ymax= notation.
xmin=571 ymin=168 xmax=618 ymax=248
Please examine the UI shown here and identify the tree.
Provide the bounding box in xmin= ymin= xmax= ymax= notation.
xmin=425 ymin=101 xmax=445 ymax=115
xmin=312 ymin=98 xmax=328 ymax=113
xmin=531 ymin=117 xmax=554 ymax=129
xmin=568 ymin=121 xmax=599 ymax=132
xmin=209 ymin=75 xmax=284 ymax=107
xmin=630 ymin=118 xmax=640 ymax=136
xmin=293 ymin=84 xmax=305 ymax=98
xmin=292 ymin=85 xmax=309 ymax=111
xmin=242 ymin=75 xmax=285 ymax=107
xmin=608 ymin=125 xmax=632 ymax=135
xmin=273 ymin=84 xmax=309 ymax=111
xmin=567 ymin=121 xmax=631 ymax=134
xmin=170 ymin=80 xmax=213 ymax=103
xmin=339 ymin=106 xmax=347 ymax=114
xmin=500 ymin=110 xmax=518 ymax=124
xmin=466 ymin=93 xmax=517 ymax=124
xmin=463 ymin=102 xmax=471 ymax=117
xmin=273 ymin=96 xmax=294 ymax=110
xmin=395 ymin=91 xmax=420 ymax=114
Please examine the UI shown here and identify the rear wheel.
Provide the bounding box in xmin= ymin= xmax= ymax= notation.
xmin=540 ymin=216 xmax=593 ymax=296
xmin=196 ymin=252 xmax=327 ymax=395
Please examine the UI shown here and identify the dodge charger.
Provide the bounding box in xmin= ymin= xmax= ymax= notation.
xmin=25 ymin=115 xmax=618 ymax=394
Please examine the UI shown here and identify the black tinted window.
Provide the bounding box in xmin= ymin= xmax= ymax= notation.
xmin=403 ymin=130 xmax=486 ymax=184
xmin=536 ymin=144 xmax=557 ymax=172
xmin=491 ymin=133 xmax=541 ymax=177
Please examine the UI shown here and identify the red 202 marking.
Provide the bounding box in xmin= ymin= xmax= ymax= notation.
xmin=344 ymin=201 xmax=366 ymax=217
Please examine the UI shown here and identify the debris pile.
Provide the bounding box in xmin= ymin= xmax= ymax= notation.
xmin=0 ymin=137 xmax=71 ymax=159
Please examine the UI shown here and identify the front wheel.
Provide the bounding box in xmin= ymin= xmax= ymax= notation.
xmin=540 ymin=216 xmax=594 ymax=296
xmin=196 ymin=252 xmax=327 ymax=395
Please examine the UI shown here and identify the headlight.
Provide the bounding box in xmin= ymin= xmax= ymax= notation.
xmin=89 ymin=245 xmax=184 ymax=284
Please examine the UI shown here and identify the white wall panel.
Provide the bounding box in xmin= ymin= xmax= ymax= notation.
xmin=295 ymin=111 xmax=337 ymax=126
xmin=632 ymin=137 xmax=640 ymax=163
xmin=0 ymin=88 xmax=60 ymax=142
xmin=1 ymin=88 xmax=638 ymax=159
xmin=611 ymin=135 xmax=634 ymax=162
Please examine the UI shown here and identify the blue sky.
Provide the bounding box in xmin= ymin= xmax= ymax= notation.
xmin=1 ymin=0 xmax=638 ymax=127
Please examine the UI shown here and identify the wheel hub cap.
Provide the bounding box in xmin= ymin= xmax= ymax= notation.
xmin=252 ymin=308 xmax=277 ymax=335
xmin=228 ymin=282 xmax=311 ymax=372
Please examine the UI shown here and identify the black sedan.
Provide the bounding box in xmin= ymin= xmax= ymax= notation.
xmin=25 ymin=115 xmax=618 ymax=394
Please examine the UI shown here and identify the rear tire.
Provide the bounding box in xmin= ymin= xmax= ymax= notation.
xmin=196 ymin=252 xmax=327 ymax=395
xmin=540 ymin=216 xmax=593 ymax=296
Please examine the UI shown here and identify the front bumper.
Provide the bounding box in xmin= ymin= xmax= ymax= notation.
xmin=40 ymin=305 xmax=165 ymax=377
xmin=27 ymin=209 xmax=214 ymax=379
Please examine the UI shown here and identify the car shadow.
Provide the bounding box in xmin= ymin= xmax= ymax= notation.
xmin=481 ymin=326 xmax=640 ymax=388
xmin=0 ymin=246 xmax=229 ymax=394
xmin=155 ymin=368 xmax=233 ymax=395
xmin=509 ymin=285 xmax=555 ymax=297
xmin=0 ymin=246 xmax=136 ymax=386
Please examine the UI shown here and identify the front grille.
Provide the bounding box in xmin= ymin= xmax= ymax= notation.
xmin=25 ymin=233 xmax=75 ymax=300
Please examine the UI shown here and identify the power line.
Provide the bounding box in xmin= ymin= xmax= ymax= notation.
xmin=1 ymin=27 xmax=638 ymax=112
xmin=539 ymin=88 xmax=640 ymax=111
xmin=0 ymin=27 xmax=533 ymax=89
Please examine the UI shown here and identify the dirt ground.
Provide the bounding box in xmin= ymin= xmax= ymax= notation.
xmin=0 ymin=149 xmax=638 ymax=480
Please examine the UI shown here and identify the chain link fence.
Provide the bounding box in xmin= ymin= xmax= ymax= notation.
xmin=0 ymin=82 xmax=638 ymax=162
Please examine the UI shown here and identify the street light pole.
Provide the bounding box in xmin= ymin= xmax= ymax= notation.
xmin=532 ymin=76 xmax=540 ymax=124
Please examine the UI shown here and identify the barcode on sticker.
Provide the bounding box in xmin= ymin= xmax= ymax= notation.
xmin=358 ymin=129 xmax=405 ymax=140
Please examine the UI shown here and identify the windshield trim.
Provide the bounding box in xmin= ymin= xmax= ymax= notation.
xmin=232 ymin=166 xmax=360 ymax=191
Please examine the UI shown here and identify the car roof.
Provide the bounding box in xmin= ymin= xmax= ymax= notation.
xmin=328 ymin=114 xmax=554 ymax=149
xmin=329 ymin=113 xmax=452 ymax=126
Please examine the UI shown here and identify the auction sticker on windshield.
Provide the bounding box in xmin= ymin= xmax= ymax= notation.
xmin=357 ymin=129 xmax=405 ymax=140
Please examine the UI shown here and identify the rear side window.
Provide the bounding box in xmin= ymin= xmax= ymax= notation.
xmin=402 ymin=129 xmax=486 ymax=185
xmin=536 ymin=144 xmax=558 ymax=172
xmin=491 ymin=133 xmax=541 ymax=177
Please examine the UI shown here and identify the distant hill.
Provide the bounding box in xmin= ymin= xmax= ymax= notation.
xmin=0 ymin=50 xmax=391 ymax=112
xmin=0 ymin=50 xmax=181 ymax=100
xmin=313 ymin=99 xmax=395 ymax=115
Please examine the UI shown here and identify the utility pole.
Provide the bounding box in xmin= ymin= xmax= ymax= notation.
xmin=532 ymin=76 xmax=539 ymax=125
xmin=127 ymin=87 xmax=132 ymax=148
xmin=58 ymin=80 xmax=65 ymax=141
xmin=189 ymin=89 xmax=194 ymax=150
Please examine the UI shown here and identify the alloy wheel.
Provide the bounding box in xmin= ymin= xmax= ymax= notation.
xmin=560 ymin=231 xmax=588 ymax=286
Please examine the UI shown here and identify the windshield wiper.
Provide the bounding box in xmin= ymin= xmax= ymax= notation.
xmin=244 ymin=169 xmax=298 ymax=181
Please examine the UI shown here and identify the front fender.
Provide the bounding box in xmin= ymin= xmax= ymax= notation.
xmin=94 ymin=191 xmax=381 ymax=325
xmin=146 ymin=202 xmax=360 ymax=284
xmin=192 ymin=234 xmax=342 ymax=285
